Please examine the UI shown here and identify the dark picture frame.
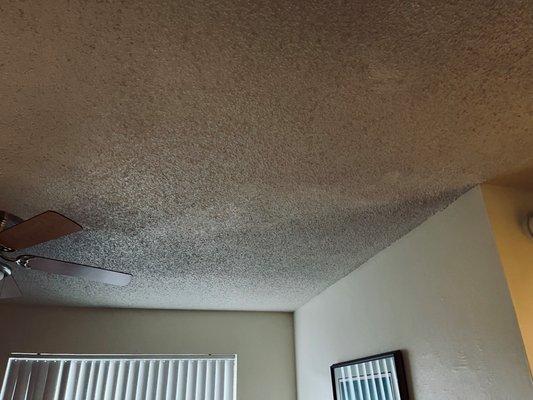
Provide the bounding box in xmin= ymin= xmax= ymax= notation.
xmin=330 ymin=350 xmax=409 ymax=400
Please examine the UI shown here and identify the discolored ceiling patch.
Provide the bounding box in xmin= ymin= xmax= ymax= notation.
xmin=0 ymin=0 xmax=531 ymax=310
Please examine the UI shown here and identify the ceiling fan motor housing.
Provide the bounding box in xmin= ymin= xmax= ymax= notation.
xmin=0 ymin=263 xmax=12 ymax=281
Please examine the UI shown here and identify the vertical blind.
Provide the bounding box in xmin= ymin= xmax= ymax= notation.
xmin=1 ymin=354 xmax=236 ymax=400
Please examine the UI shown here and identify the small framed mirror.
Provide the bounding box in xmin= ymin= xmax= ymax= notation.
xmin=330 ymin=350 xmax=409 ymax=400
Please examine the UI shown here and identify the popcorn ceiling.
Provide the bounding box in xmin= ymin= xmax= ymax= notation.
xmin=0 ymin=0 xmax=531 ymax=310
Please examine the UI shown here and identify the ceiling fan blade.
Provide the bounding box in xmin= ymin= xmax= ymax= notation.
xmin=0 ymin=275 xmax=22 ymax=299
xmin=0 ymin=211 xmax=82 ymax=251
xmin=18 ymin=256 xmax=132 ymax=287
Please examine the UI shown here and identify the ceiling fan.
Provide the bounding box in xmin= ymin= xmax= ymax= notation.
xmin=0 ymin=210 xmax=132 ymax=299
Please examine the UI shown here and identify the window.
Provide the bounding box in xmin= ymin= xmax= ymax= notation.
xmin=1 ymin=354 xmax=236 ymax=399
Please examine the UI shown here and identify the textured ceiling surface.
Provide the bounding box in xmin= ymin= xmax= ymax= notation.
xmin=0 ymin=0 xmax=531 ymax=310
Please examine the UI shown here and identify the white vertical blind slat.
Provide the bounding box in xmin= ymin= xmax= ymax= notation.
xmin=381 ymin=358 xmax=394 ymax=399
xmin=360 ymin=361 xmax=372 ymax=400
xmin=0 ymin=359 xmax=12 ymax=399
xmin=25 ymin=361 xmax=40 ymax=398
xmin=214 ymin=360 xmax=222 ymax=400
xmin=1 ymin=356 xmax=236 ymax=400
xmin=30 ymin=360 xmax=49 ymax=399
xmin=388 ymin=356 xmax=401 ymax=399
xmin=194 ymin=360 xmax=205 ymax=400
xmin=134 ymin=360 xmax=148 ymax=400
xmin=205 ymin=360 xmax=215 ymax=400
xmin=185 ymin=360 xmax=196 ymax=400
xmin=338 ymin=365 xmax=349 ymax=400
xmin=123 ymin=361 xmax=137 ymax=400
xmin=74 ymin=361 xmax=88 ymax=400
xmin=344 ymin=365 xmax=356 ymax=400
xmin=152 ymin=360 xmax=161 ymax=400
xmin=1 ymin=359 xmax=19 ymax=400
xmin=175 ymin=360 xmax=186 ymax=400
xmin=63 ymin=361 xmax=79 ymax=400
xmin=146 ymin=360 xmax=158 ymax=400
xmin=103 ymin=361 xmax=117 ymax=400
xmin=165 ymin=361 xmax=176 ymax=400
xmin=56 ymin=361 xmax=72 ymax=400
xmin=93 ymin=361 xmax=107 ymax=400
xmin=114 ymin=360 xmax=127 ymax=400
xmin=84 ymin=361 xmax=97 ymax=400
xmin=351 ymin=364 xmax=363 ymax=400
xmin=12 ymin=359 xmax=32 ymax=400
xmin=224 ymin=360 xmax=233 ymax=400
xmin=367 ymin=360 xmax=379 ymax=399
xmin=374 ymin=360 xmax=387 ymax=400
xmin=42 ymin=361 xmax=60 ymax=400
xmin=154 ymin=360 xmax=166 ymax=400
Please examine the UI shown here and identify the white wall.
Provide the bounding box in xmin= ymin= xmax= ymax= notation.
xmin=0 ymin=305 xmax=296 ymax=400
xmin=294 ymin=188 xmax=532 ymax=399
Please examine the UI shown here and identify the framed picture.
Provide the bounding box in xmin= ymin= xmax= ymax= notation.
xmin=330 ymin=350 xmax=409 ymax=400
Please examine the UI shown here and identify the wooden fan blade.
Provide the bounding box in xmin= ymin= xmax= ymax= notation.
xmin=0 ymin=275 xmax=22 ymax=299
xmin=19 ymin=256 xmax=132 ymax=287
xmin=0 ymin=211 xmax=82 ymax=250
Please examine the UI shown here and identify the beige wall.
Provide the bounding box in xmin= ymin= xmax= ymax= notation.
xmin=294 ymin=188 xmax=533 ymax=399
xmin=482 ymin=184 xmax=533 ymax=371
xmin=0 ymin=305 xmax=296 ymax=400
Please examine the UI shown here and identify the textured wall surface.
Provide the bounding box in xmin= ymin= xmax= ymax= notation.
xmin=0 ymin=1 xmax=532 ymax=310
xmin=294 ymin=188 xmax=533 ymax=399
xmin=0 ymin=305 xmax=296 ymax=400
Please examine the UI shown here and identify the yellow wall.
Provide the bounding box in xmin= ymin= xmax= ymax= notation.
xmin=482 ymin=184 xmax=533 ymax=371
